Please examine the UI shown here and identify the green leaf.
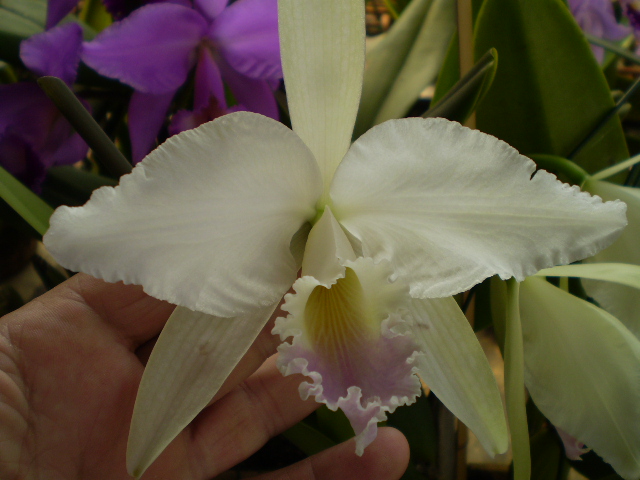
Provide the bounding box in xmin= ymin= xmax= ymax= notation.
xmin=354 ymin=0 xmax=456 ymax=138
xmin=536 ymin=263 xmax=640 ymax=291
xmin=0 ymin=0 xmax=46 ymax=63
xmin=473 ymin=0 xmax=628 ymax=174
xmin=387 ymin=392 xmax=437 ymax=465
xmin=38 ymin=76 xmax=132 ymax=178
xmin=43 ymin=166 xmax=117 ymax=206
xmin=0 ymin=165 xmax=53 ymax=236
xmin=504 ymin=279 xmax=531 ymax=480
xmin=282 ymin=420 xmax=337 ymax=456
xmin=472 ymin=277 xmax=493 ymax=332
xmin=315 ymin=405 xmax=354 ymax=444
xmin=520 ymin=277 xmax=640 ymax=480
xmin=424 ymin=48 xmax=497 ymax=124
xmin=530 ymin=428 xmax=569 ymax=480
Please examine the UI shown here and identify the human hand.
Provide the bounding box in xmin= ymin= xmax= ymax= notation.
xmin=0 ymin=273 xmax=409 ymax=479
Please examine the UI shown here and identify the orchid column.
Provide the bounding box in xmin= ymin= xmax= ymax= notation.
xmin=43 ymin=0 xmax=627 ymax=477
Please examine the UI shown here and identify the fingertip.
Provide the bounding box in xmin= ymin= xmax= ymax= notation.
xmin=361 ymin=427 xmax=410 ymax=479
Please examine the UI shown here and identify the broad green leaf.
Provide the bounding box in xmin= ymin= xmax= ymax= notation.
xmin=473 ymin=0 xmax=628 ymax=174
xmin=520 ymin=277 xmax=640 ymax=480
xmin=504 ymin=279 xmax=530 ymax=480
xmin=0 ymin=165 xmax=53 ymax=236
xmin=424 ymin=48 xmax=497 ymax=124
xmin=354 ymin=0 xmax=455 ymax=137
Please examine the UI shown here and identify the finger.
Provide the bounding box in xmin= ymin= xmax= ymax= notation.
xmin=255 ymin=427 xmax=410 ymax=480
xmin=61 ymin=273 xmax=175 ymax=346
xmin=189 ymin=355 xmax=319 ymax=477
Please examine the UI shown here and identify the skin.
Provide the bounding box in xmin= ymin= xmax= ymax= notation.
xmin=0 ymin=273 xmax=410 ymax=479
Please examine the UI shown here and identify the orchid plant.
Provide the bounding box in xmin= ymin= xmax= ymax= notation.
xmin=0 ymin=23 xmax=88 ymax=190
xmin=80 ymin=0 xmax=282 ymax=162
xmin=39 ymin=0 xmax=630 ymax=477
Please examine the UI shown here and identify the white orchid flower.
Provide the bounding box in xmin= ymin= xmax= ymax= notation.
xmin=43 ymin=0 xmax=627 ymax=476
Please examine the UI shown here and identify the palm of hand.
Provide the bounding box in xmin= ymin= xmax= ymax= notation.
xmin=0 ymin=274 xmax=408 ymax=480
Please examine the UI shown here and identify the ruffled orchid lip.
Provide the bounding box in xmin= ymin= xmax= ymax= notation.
xmin=274 ymin=254 xmax=422 ymax=455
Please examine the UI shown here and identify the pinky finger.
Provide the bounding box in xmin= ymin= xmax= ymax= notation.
xmin=255 ymin=427 xmax=410 ymax=480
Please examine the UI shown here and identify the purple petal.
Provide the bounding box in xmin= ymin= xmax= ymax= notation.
xmin=128 ymin=90 xmax=175 ymax=163
xmin=0 ymin=84 xmax=64 ymax=155
xmin=219 ymin=58 xmax=279 ymax=119
xmin=195 ymin=47 xmax=225 ymax=110
xmin=46 ymin=0 xmax=78 ymax=29
xmin=571 ymin=0 xmax=631 ymax=40
xmin=208 ymin=0 xmax=282 ymax=80
xmin=0 ymin=131 xmax=47 ymax=191
xmin=0 ymin=84 xmax=46 ymax=134
xmin=20 ymin=23 xmax=83 ymax=85
xmin=274 ymin=259 xmax=422 ymax=455
xmin=102 ymin=0 xmax=191 ymax=19
xmin=194 ymin=0 xmax=228 ymax=21
xmin=82 ymin=3 xmax=208 ymax=94
xmin=168 ymin=98 xmax=245 ymax=135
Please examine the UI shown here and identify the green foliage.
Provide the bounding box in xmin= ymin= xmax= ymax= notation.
xmin=425 ymin=48 xmax=497 ymax=124
xmin=0 ymin=0 xmax=46 ymax=64
xmin=355 ymin=0 xmax=456 ymax=138
xmin=0 ymin=165 xmax=53 ymax=237
xmin=473 ymin=0 xmax=628 ymax=174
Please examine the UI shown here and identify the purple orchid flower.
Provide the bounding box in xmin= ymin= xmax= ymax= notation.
xmin=0 ymin=23 xmax=88 ymax=190
xmin=46 ymin=0 xmax=173 ymax=28
xmin=81 ymin=0 xmax=282 ymax=162
xmin=568 ymin=0 xmax=631 ymax=62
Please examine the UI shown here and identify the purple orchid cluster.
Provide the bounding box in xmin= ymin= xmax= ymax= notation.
xmin=0 ymin=0 xmax=281 ymax=190
xmin=567 ymin=0 xmax=640 ymax=61
xmin=0 ymin=24 xmax=88 ymax=191
xmin=81 ymin=0 xmax=282 ymax=162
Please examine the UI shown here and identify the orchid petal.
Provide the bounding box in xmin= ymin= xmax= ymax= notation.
xmin=194 ymin=0 xmax=228 ymax=21
xmin=194 ymin=47 xmax=226 ymax=110
xmin=275 ymin=221 xmax=421 ymax=455
xmin=520 ymin=277 xmax=640 ymax=480
xmin=301 ymin=207 xmax=356 ymax=284
xmin=209 ymin=0 xmax=282 ymax=81
xmin=582 ymin=179 xmax=640 ymax=336
xmin=44 ymin=112 xmax=322 ymax=317
xmin=127 ymin=303 xmax=278 ymax=478
xmin=331 ymin=118 xmax=627 ymax=299
xmin=46 ymin=0 xmax=78 ymax=29
xmin=128 ymin=90 xmax=175 ymax=163
xmin=408 ymin=295 xmax=509 ymax=456
xmin=218 ymin=59 xmax=279 ymax=118
xmin=82 ymin=3 xmax=207 ymax=94
xmin=20 ymin=23 xmax=83 ymax=85
xmin=279 ymin=0 xmax=365 ymax=192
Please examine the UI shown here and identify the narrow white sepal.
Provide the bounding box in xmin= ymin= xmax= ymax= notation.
xmin=127 ymin=303 xmax=278 ymax=478
xmin=408 ymin=296 xmax=509 ymax=456
xmin=279 ymin=0 xmax=365 ymax=191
